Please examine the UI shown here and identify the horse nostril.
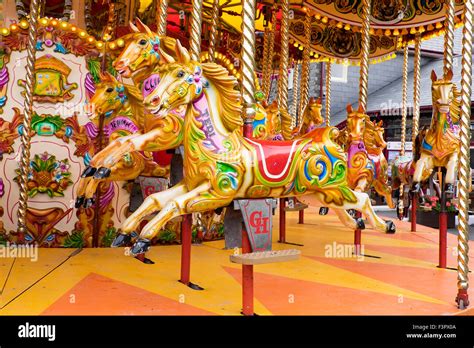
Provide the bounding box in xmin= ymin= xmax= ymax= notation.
xmin=151 ymin=96 xmax=161 ymax=106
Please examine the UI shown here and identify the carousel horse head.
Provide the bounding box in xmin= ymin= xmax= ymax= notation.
xmin=113 ymin=19 xmax=177 ymax=78
xmin=346 ymin=104 xmax=367 ymax=141
xmin=305 ymin=97 xmax=323 ymax=125
xmin=85 ymin=71 xmax=142 ymax=120
xmin=364 ymin=119 xmax=386 ymax=151
xmin=431 ymin=69 xmax=458 ymax=115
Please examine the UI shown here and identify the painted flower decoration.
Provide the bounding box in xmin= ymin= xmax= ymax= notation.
xmin=14 ymin=153 xmax=72 ymax=198
xmin=186 ymin=66 xmax=209 ymax=95
xmin=149 ymin=37 xmax=161 ymax=59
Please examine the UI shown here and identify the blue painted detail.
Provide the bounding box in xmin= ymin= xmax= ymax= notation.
xmin=36 ymin=41 xmax=44 ymax=50
xmin=105 ymin=110 xmax=114 ymax=118
xmin=84 ymin=152 xmax=92 ymax=166
xmin=422 ymin=139 xmax=433 ymax=151
xmin=54 ymin=43 xmax=68 ymax=54
xmin=65 ymin=126 xmax=73 ymax=138
xmin=0 ymin=96 xmax=6 ymax=107
xmin=18 ymin=124 xmax=24 ymax=135
xmin=323 ymin=145 xmax=338 ymax=166
xmin=252 ymin=118 xmax=265 ymax=128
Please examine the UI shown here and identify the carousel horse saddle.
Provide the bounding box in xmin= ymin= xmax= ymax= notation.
xmin=245 ymin=138 xmax=307 ymax=183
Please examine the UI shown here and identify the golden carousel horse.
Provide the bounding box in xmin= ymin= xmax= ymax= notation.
xmin=344 ymin=105 xmax=395 ymax=208
xmin=411 ymin=69 xmax=461 ymax=198
xmin=76 ymin=41 xmax=396 ymax=255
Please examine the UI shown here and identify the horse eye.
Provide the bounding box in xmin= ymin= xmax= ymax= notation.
xmin=139 ymin=39 xmax=147 ymax=45
xmin=106 ymin=87 xmax=114 ymax=93
xmin=177 ymin=71 xmax=185 ymax=78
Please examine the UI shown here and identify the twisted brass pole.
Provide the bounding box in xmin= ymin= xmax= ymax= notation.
xmin=189 ymin=0 xmax=203 ymax=61
xmin=17 ymin=0 xmax=43 ymax=235
xmin=298 ymin=11 xmax=312 ymax=117
xmin=456 ymin=0 xmax=472 ymax=308
xmin=240 ymin=0 xmax=257 ymax=136
xmin=156 ymin=0 xmax=169 ymax=36
xmin=277 ymin=0 xmax=289 ymax=111
xmin=400 ymin=45 xmax=408 ymax=157
xmin=292 ymin=61 xmax=300 ymax=122
xmin=325 ymin=62 xmax=331 ymax=126
xmin=444 ymin=0 xmax=455 ymax=77
xmin=264 ymin=7 xmax=277 ymax=100
xmin=261 ymin=28 xmax=270 ymax=93
xmin=358 ymin=0 xmax=371 ymax=111
xmin=412 ymin=34 xmax=421 ymax=145
xmin=208 ymin=0 xmax=220 ymax=62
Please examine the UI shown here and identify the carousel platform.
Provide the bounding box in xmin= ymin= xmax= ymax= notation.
xmin=0 ymin=207 xmax=473 ymax=316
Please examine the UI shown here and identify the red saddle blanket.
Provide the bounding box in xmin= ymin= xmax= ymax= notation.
xmin=245 ymin=137 xmax=306 ymax=183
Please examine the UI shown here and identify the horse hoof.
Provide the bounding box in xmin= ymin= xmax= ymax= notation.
xmin=84 ymin=198 xmax=95 ymax=208
xmin=93 ymin=167 xmax=111 ymax=179
xmin=355 ymin=217 xmax=365 ymax=230
xmin=410 ymin=182 xmax=420 ymax=194
xmin=81 ymin=166 xmax=97 ymax=178
xmin=75 ymin=196 xmax=85 ymax=208
xmin=131 ymin=238 xmax=151 ymax=255
xmin=319 ymin=207 xmax=329 ymax=215
xmin=111 ymin=233 xmax=132 ymax=247
xmin=385 ymin=220 xmax=396 ymax=234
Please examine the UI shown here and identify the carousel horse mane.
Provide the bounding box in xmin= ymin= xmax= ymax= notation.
xmin=160 ymin=41 xmax=243 ymax=132
xmin=201 ymin=62 xmax=243 ymax=131
xmin=363 ymin=119 xmax=383 ymax=151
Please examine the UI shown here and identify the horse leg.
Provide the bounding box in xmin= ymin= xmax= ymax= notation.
xmin=445 ymin=152 xmax=459 ymax=198
xmin=333 ymin=208 xmax=365 ymax=230
xmin=131 ymin=182 xmax=231 ymax=254
xmin=111 ymin=182 xmax=188 ymax=247
xmin=373 ymin=179 xmax=395 ymax=209
xmin=412 ymin=155 xmax=433 ymax=193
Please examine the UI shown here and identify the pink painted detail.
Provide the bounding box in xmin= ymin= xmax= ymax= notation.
xmin=142 ymin=74 xmax=160 ymax=98
xmin=85 ymin=73 xmax=95 ymax=99
xmin=84 ymin=122 xmax=99 ymax=138
xmin=193 ymin=93 xmax=226 ymax=152
xmin=104 ymin=117 xmax=139 ymax=137
xmin=347 ymin=140 xmax=366 ymax=168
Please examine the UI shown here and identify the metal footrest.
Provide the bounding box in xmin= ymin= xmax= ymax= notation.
xmin=230 ymin=249 xmax=301 ymax=265
xmin=284 ymin=203 xmax=308 ymax=212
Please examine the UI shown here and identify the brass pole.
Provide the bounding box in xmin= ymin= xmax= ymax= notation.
xmin=156 ymin=0 xmax=169 ymax=36
xmin=358 ymin=0 xmax=371 ymax=111
xmin=412 ymin=34 xmax=421 ymax=144
xmin=298 ymin=11 xmax=312 ymax=117
xmin=208 ymin=0 xmax=220 ymax=62
xmin=17 ymin=0 xmax=43 ymax=235
xmin=277 ymin=0 xmax=289 ymax=111
xmin=261 ymin=28 xmax=270 ymax=93
xmin=264 ymin=7 xmax=277 ymax=100
xmin=240 ymin=0 xmax=257 ymax=136
xmin=292 ymin=61 xmax=300 ymax=121
xmin=189 ymin=0 xmax=203 ymax=61
xmin=456 ymin=0 xmax=472 ymax=309
xmin=400 ymin=46 xmax=408 ymax=157
xmin=325 ymin=62 xmax=331 ymax=126
xmin=444 ymin=0 xmax=455 ymax=78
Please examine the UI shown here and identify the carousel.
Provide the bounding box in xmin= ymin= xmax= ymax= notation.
xmin=0 ymin=0 xmax=472 ymax=316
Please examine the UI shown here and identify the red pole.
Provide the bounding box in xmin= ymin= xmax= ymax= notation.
xmin=243 ymin=123 xmax=253 ymax=138
xmin=298 ymin=209 xmax=304 ymax=224
xmin=411 ymin=195 xmax=417 ymax=232
xmin=279 ymin=198 xmax=286 ymax=243
xmin=242 ymin=225 xmax=254 ymax=316
xmin=180 ymin=214 xmax=192 ymax=285
xmin=438 ymin=211 xmax=447 ymax=269
xmin=354 ymin=211 xmax=362 ymax=255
